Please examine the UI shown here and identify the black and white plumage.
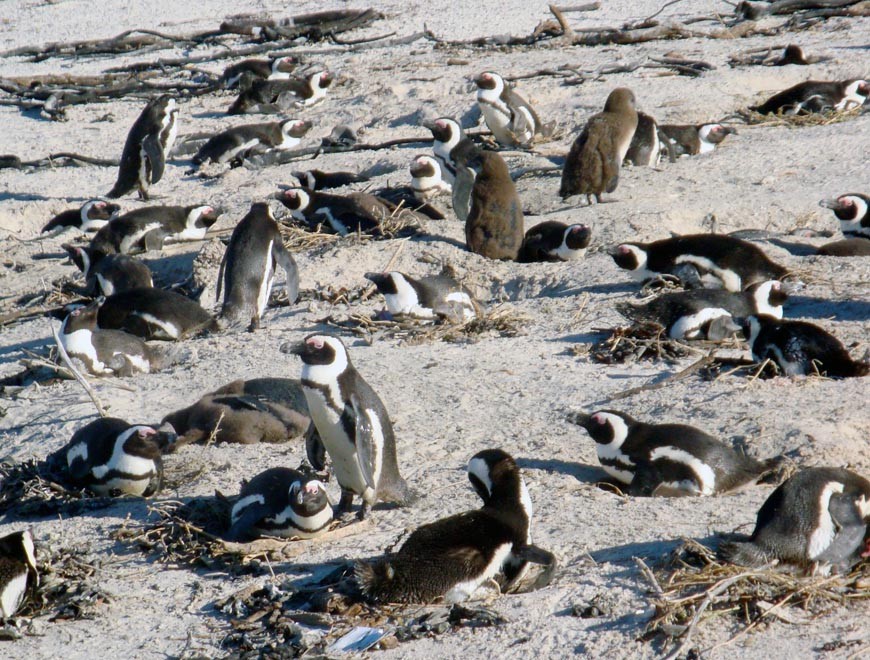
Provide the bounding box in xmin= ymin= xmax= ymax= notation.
xmin=615 ymin=280 xmax=787 ymax=340
xmin=364 ymin=271 xmax=479 ymax=323
xmin=227 ymin=71 xmax=333 ymax=114
xmin=97 ymin=287 xmax=218 ymax=341
xmin=62 ymin=244 xmax=152 ymax=297
xmin=49 ymin=417 xmax=175 ymax=496
xmin=0 ymin=529 xmax=38 ymax=619
xmin=221 ymin=55 xmax=298 ymax=88
xmin=90 ymin=205 xmax=220 ymax=255
xmin=624 ymin=112 xmax=664 ymax=167
xmin=108 ymin=95 xmax=178 ymax=200
xmin=819 ymin=193 xmax=870 ymax=240
xmin=474 ymin=71 xmax=542 ymax=147
xmin=610 ymin=233 xmax=789 ymax=291
xmin=192 ymin=119 xmax=311 ymax=167
xmin=658 ymin=123 xmax=736 ymax=157
xmin=282 ymin=334 xmax=414 ymax=519
xmin=294 ymin=169 xmax=370 ymax=191
xmin=741 ymin=315 xmax=869 ymax=378
xmin=720 ymin=467 xmax=870 ymax=573
xmin=571 ymin=410 xmax=785 ymax=497
xmin=42 ymin=199 xmax=120 ymax=234
xmin=517 ymin=221 xmax=592 ymax=263
xmin=750 ymin=79 xmax=869 ymax=115
xmin=409 ymin=154 xmax=450 ymax=200
xmin=217 ymin=202 xmax=299 ymax=330
xmin=355 ymin=449 xmax=550 ymax=603
xmin=425 ymin=117 xmax=466 ymax=187
xmin=227 ymin=467 xmax=333 ymax=541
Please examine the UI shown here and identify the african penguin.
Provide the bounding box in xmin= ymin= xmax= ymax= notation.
xmin=425 ymin=117 xmax=466 ymax=186
xmin=517 ymin=221 xmax=592 ymax=263
xmin=368 ymin=183 xmax=445 ymax=221
xmin=720 ymin=467 xmax=870 ymax=574
xmin=624 ymin=112 xmax=664 ymax=167
xmin=0 ymin=529 xmax=38 ymax=620
xmin=62 ymin=244 xmax=153 ymax=297
xmin=294 ymin=169 xmax=370 ymax=191
xmin=571 ymin=410 xmax=785 ymax=497
xmin=355 ymin=449 xmax=551 ymax=603
xmin=279 ymin=188 xmax=423 ymax=236
xmin=282 ymin=334 xmax=414 ymax=519
xmin=740 ymin=315 xmax=869 ymax=378
xmin=409 ymin=154 xmax=450 ymax=200
xmin=227 ymin=467 xmax=333 ymax=541
xmin=42 ymin=199 xmax=120 ymax=234
xmin=60 ymin=303 xmax=167 ymax=377
xmin=97 ymin=287 xmax=218 ymax=340
xmin=90 ymin=205 xmax=220 ymax=255
xmin=217 ymin=202 xmax=299 ymax=330
xmin=49 ymin=417 xmax=175 ymax=496
xmin=659 ymin=123 xmax=736 ymax=157
xmin=108 ymin=95 xmax=178 ymax=200
xmin=221 ymin=55 xmax=299 ymax=88
xmin=615 ymin=280 xmax=787 ymax=340
xmin=364 ymin=271 xmax=479 ymax=323
xmin=560 ymin=87 xmax=638 ymax=204
xmin=474 ymin=71 xmax=542 ymax=147
xmin=816 ymin=239 xmax=870 ymax=257
xmin=227 ymin=71 xmax=333 ymax=114
xmin=775 ymin=44 xmax=811 ymax=66
xmin=750 ymin=79 xmax=869 ymax=115
xmin=192 ymin=119 xmax=311 ymax=167
xmin=610 ymin=233 xmax=789 ymax=291
xmin=819 ymin=193 xmax=870 ymax=240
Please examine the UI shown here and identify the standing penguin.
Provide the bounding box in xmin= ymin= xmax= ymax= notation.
xmin=720 ymin=467 xmax=870 ymax=573
xmin=364 ymin=271 xmax=479 ymax=322
xmin=624 ymin=112 xmax=665 ymax=167
xmin=517 ymin=222 xmax=592 ymax=263
xmin=741 ymin=315 xmax=869 ymax=378
xmin=108 ymin=95 xmax=178 ymax=200
xmin=42 ymin=199 xmax=120 ymax=234
xmin=750 ymin=79 xmax=869 ymax=115
xmin=0 ymin=529 xmax=38 ymax=619
xmin=192 ymin=119 xmax=311 ymax=167
xmin=62 ymin=244 xmax=153 ymax=297
xmin=49 ymin=417 xmax=174 ymax=496
xmin=217 ymin=202 xmax=299 ymax=330
xmin=282 ymin=334 xmax=414 ymax=519
xmin=89 ymin=205 xmax=220 ymax=255
xmin=227 ymin=467 xmax=333 ymax=541
xmin=355 ymin=449 xmax=551 ymax=603
xmin=459 ymin=147 xmax=525 ymax=260
xmin=571 ymin=410 xmax=785 ymax=497
xmin=659 ymin=123 xmax=736 ymax=157
xmin=610 ymin=233 xmax=789 ymax=291
xmin=560 ymin=88 xmax=638 ymax=204
xmin=474 ymin=71 xmax=543 ymax=147
xmin=425 ymin=117 xmax=466 ymax=187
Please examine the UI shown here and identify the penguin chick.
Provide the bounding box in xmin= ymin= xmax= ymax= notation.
xmin=282 ymin=334 xmax=414 ymax=519
xmin=42 ymin=199 xmax=120 ymax=234
xmin=227 ymin=71 xmax=333 ymax=114
xmin=517 ymin=221 xmax=591 ymax=263
xmin=409 ymin=154 xmax=450 ymax=200
xmin=62 ymin=244 xmax=152 ymax=297
xmin=90 ymin=205 xmax=220 ymax=255
xmin=425 ymin=117 xmax=466 ymax=186
xmin=819 ymin=193 xmax=870 ymax=240
xmin=364 ymin=271 xmax=479 ymax=323
xmin=108 ymin=95 xmax=178 ymax=200
xmin=474 ymin=71 xmax=543 ymax=147
xmin=816 ymin=239 xmax=870 ymax=257
xmin=659 ymin=123 xmax=736 ymax=157
xmin=217 ymin=202 xmax=299 ymax=331
xmin=60 ymin=303 xmax=168 ymax=377
xmin=571 ymin=410 xmax=785 ymax=497
xmin=221 ymin=55 xmax=299 ymax=88
xmin=193 ymin=119 xmax=311 ymax=168
xmin=610 ymin=233 xmax=789 ymax=291
xmin=0 ymin=529 xmax=38 ymax=619
xmin=355 ymin=449 xmax=546 ymax=603
xmin=741 ymin=315 xmax=869 ymax=378
xmin=97 ymin=288 xmax=218 ymax=340
xmin=750 ymin=79 xmax=869 ymax=115
xmin=560 ymin=87 xmax=638 ymax=204
xmin=49 ymin=417 xmax=175 ymax=496
xmin=720 ymin=467 xmax=870 ymax=573
xmin=227 ymin=467 xmax=333 ymax=541
xmin=615 ymin=280 xmax=787 ymax=340
xmin=162 ymin=378 xmax=311 ymax=446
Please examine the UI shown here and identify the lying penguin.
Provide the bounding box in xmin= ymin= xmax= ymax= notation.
xmin=658 ymin=123 xmax=736 ymax=157
xmin=97 ymin=288 xmax=219 ymax=340
xmin=720 ymin=467 xmax=870 ymax=574
xmin=192 ymin=119 xmax=311 ymax=169
xmin=571 ymin=410 xmax=786 ymax=496
xmin=227 ymin=467 xmax=333 ymax=542
xmin=355 ymin=449 xmax=554 ymax=603
xmin=48 ymin=417 xmax=176 ymax=497
xmin=750 ymin=79 xmax=869 ymax=115
xmin=517 ymin=222 xmax=591 ymax=263
xmin=0 ymin=529 xmax=38 ymax=620
xmin=89 ymin=205 xmax=221 ymax=255
xmin=615 ymin=280 xmax=787 ymax=340
xmin=364 ymin=271 xmax=479 ymax=323
xmin=42 ymin=199 xmax=120 ymax=234
xmin=816 ymin=193 xmax=870 ymax=256
xmin=62 ymin=244 xmax=153 ymax=297
xmin=227 ymin=71 xmax=333 ymax=114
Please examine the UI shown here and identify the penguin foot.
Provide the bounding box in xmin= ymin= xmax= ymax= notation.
xmin=357 ymin=502 xmax=372 ymax=521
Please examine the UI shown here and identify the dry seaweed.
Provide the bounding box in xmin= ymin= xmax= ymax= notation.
xmin=0 ymin=459 xmax=116 ymax=519
xmin=738 ymin=106 xmax=863 ymax=127
xmin=587 ymin=323 xmax=722 ymax=364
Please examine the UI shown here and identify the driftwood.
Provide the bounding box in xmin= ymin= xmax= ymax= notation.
xmin=736 ymin=0 xmax=867 ymax=20
xmin=244 ymin=136 xmax=432 ymax=168
xmin=0 ymin=152 xmax=119 ymax=170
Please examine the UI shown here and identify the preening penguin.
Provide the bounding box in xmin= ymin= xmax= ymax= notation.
xmin=364 ymin=271 xmax=479 ymax=323
xmin=42 ymin=199 xmax=120 ymax=234
xmin=425 ymin=117 xmax=466 ymax=186
xmin=89 ymin=205 xmax=220 ymax=255
xmin=62 ymin=244 xmax=152 ymax=297
xmin=227 ymin=71 xmax=333 ymax=114
xmin=517 ymin=222 xmax=591 ymax=263
xmin=97 ymin=288 xmax=218 ymax=340
xmin=0 ymin=529 xmax=38 ymax=619
xmin=108 ymin=95 xmax=178 ymax=200
xmin=221 ymin=55 xmax=299 ymax=88
xmin=658 ymin=123 xmax=736 ymax=157
xmin=474 ymin=71 xmax=543 ymax=147
xmin=192 ymin=119 xmax=311 ymax=168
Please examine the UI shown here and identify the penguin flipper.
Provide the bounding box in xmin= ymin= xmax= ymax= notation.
xmin=225 ymin=502 xmax=271 ymax=542
xmin=305 ymin=423 xmax=328 ymax=471
xmin=813 ymin=494 xmax=867 ymax=567
xmin=350 ymin=395 xmax=378 ymax=492
xmin=143 ymin=134 xmax=166 ymax=184
xmin=142 ymin=228 xmax=168 ymax=252
xmin=273 ymin=243 xmax=300 ymax=305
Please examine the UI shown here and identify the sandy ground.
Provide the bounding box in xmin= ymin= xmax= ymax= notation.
xmin=1 ymin=1 xmax=869 ymax=658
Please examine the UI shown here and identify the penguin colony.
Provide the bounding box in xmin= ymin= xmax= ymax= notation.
xmin=2 ymin=11 xmax=869 ymax=655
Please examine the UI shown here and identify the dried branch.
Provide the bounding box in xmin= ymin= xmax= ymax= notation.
xmin=51 ymin=323 xmax=107 ymax=417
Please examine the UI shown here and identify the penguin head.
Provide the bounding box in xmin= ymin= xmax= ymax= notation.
xmin=604 ymin=88 xmax=636 ymax=113
xmin=409 ymin=155 xmax=440 ymax=180
xmin=311 ymin=70 xmax=334 ymax=91
xmin=364 ymin=271 xmax=399 ymax=294
xmin=82 ymin=199 xmax=121 ymax=222
xmin=748 ymin=281 xmax=787 ymax=318
xmin=62 ymin=301 xmax=100 ymax=332
xmin=284 ymin=334 xmax=349 ymax=369
xmin=0 ymin=529 xmax=39 ymax=588
xmin=279 ymin=188 xmax=310 ymax=215
xmin=563 ymin=224 xmax=592 ymax=252
xmin=281 ymin=119 xmax=312 ymax=139
xmin=474 ymin=71 xmax=504 ymax=94
xmin=843 ymin=79 xmax=869 ymax=102
xmin=609 ymin=243 xmax=647 ymax=272
xmin=271 ymin=55 xmax=298 ymax=75
xmin=425 ymin=118 xmax=462 ymax=148
xmin=62 ymin=243 xmax=89 ymax=273
xmin=467 ymin=449 xmax=526 ymax=509
xmin=289 ymin=478 xmax=329 ymax=515
xmin=698 ymin=124 xmax=736 ymax=145
xmin=121 ymin=425 xmax=164 ymax=462
xmin=820 ymin=194 xmax=870 ymax=235
xmin=187 ymin=205 xmax=221 ymax=229
xmin=577 ymin=411 xmax=633 ymax=448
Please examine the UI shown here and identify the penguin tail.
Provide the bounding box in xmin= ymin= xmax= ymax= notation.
xmin=718 ymin=539 xmax=770 ymax=567
xmin=353 ymin=558 xmax=393 ymax=601
xmin=848 ymin=359 xmax=869 ymax=377
xmin=106 ymin=180 xmax=131 ymax=199
xmin=757 ymin=455 xmax=796 ymax=486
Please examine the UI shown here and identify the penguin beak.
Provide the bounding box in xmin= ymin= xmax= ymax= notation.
xmin=567 ymin=411 xmax=593 ymax=430
xmin=818 ymin=197 xmax=845 ymax=211
xmin=280 ymin=341 xmax=308 ymax=356
xmin=605 ymin=245 xmax=621 ymax=257
xmin=364 ymin=272 xmax=389 ymax=288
